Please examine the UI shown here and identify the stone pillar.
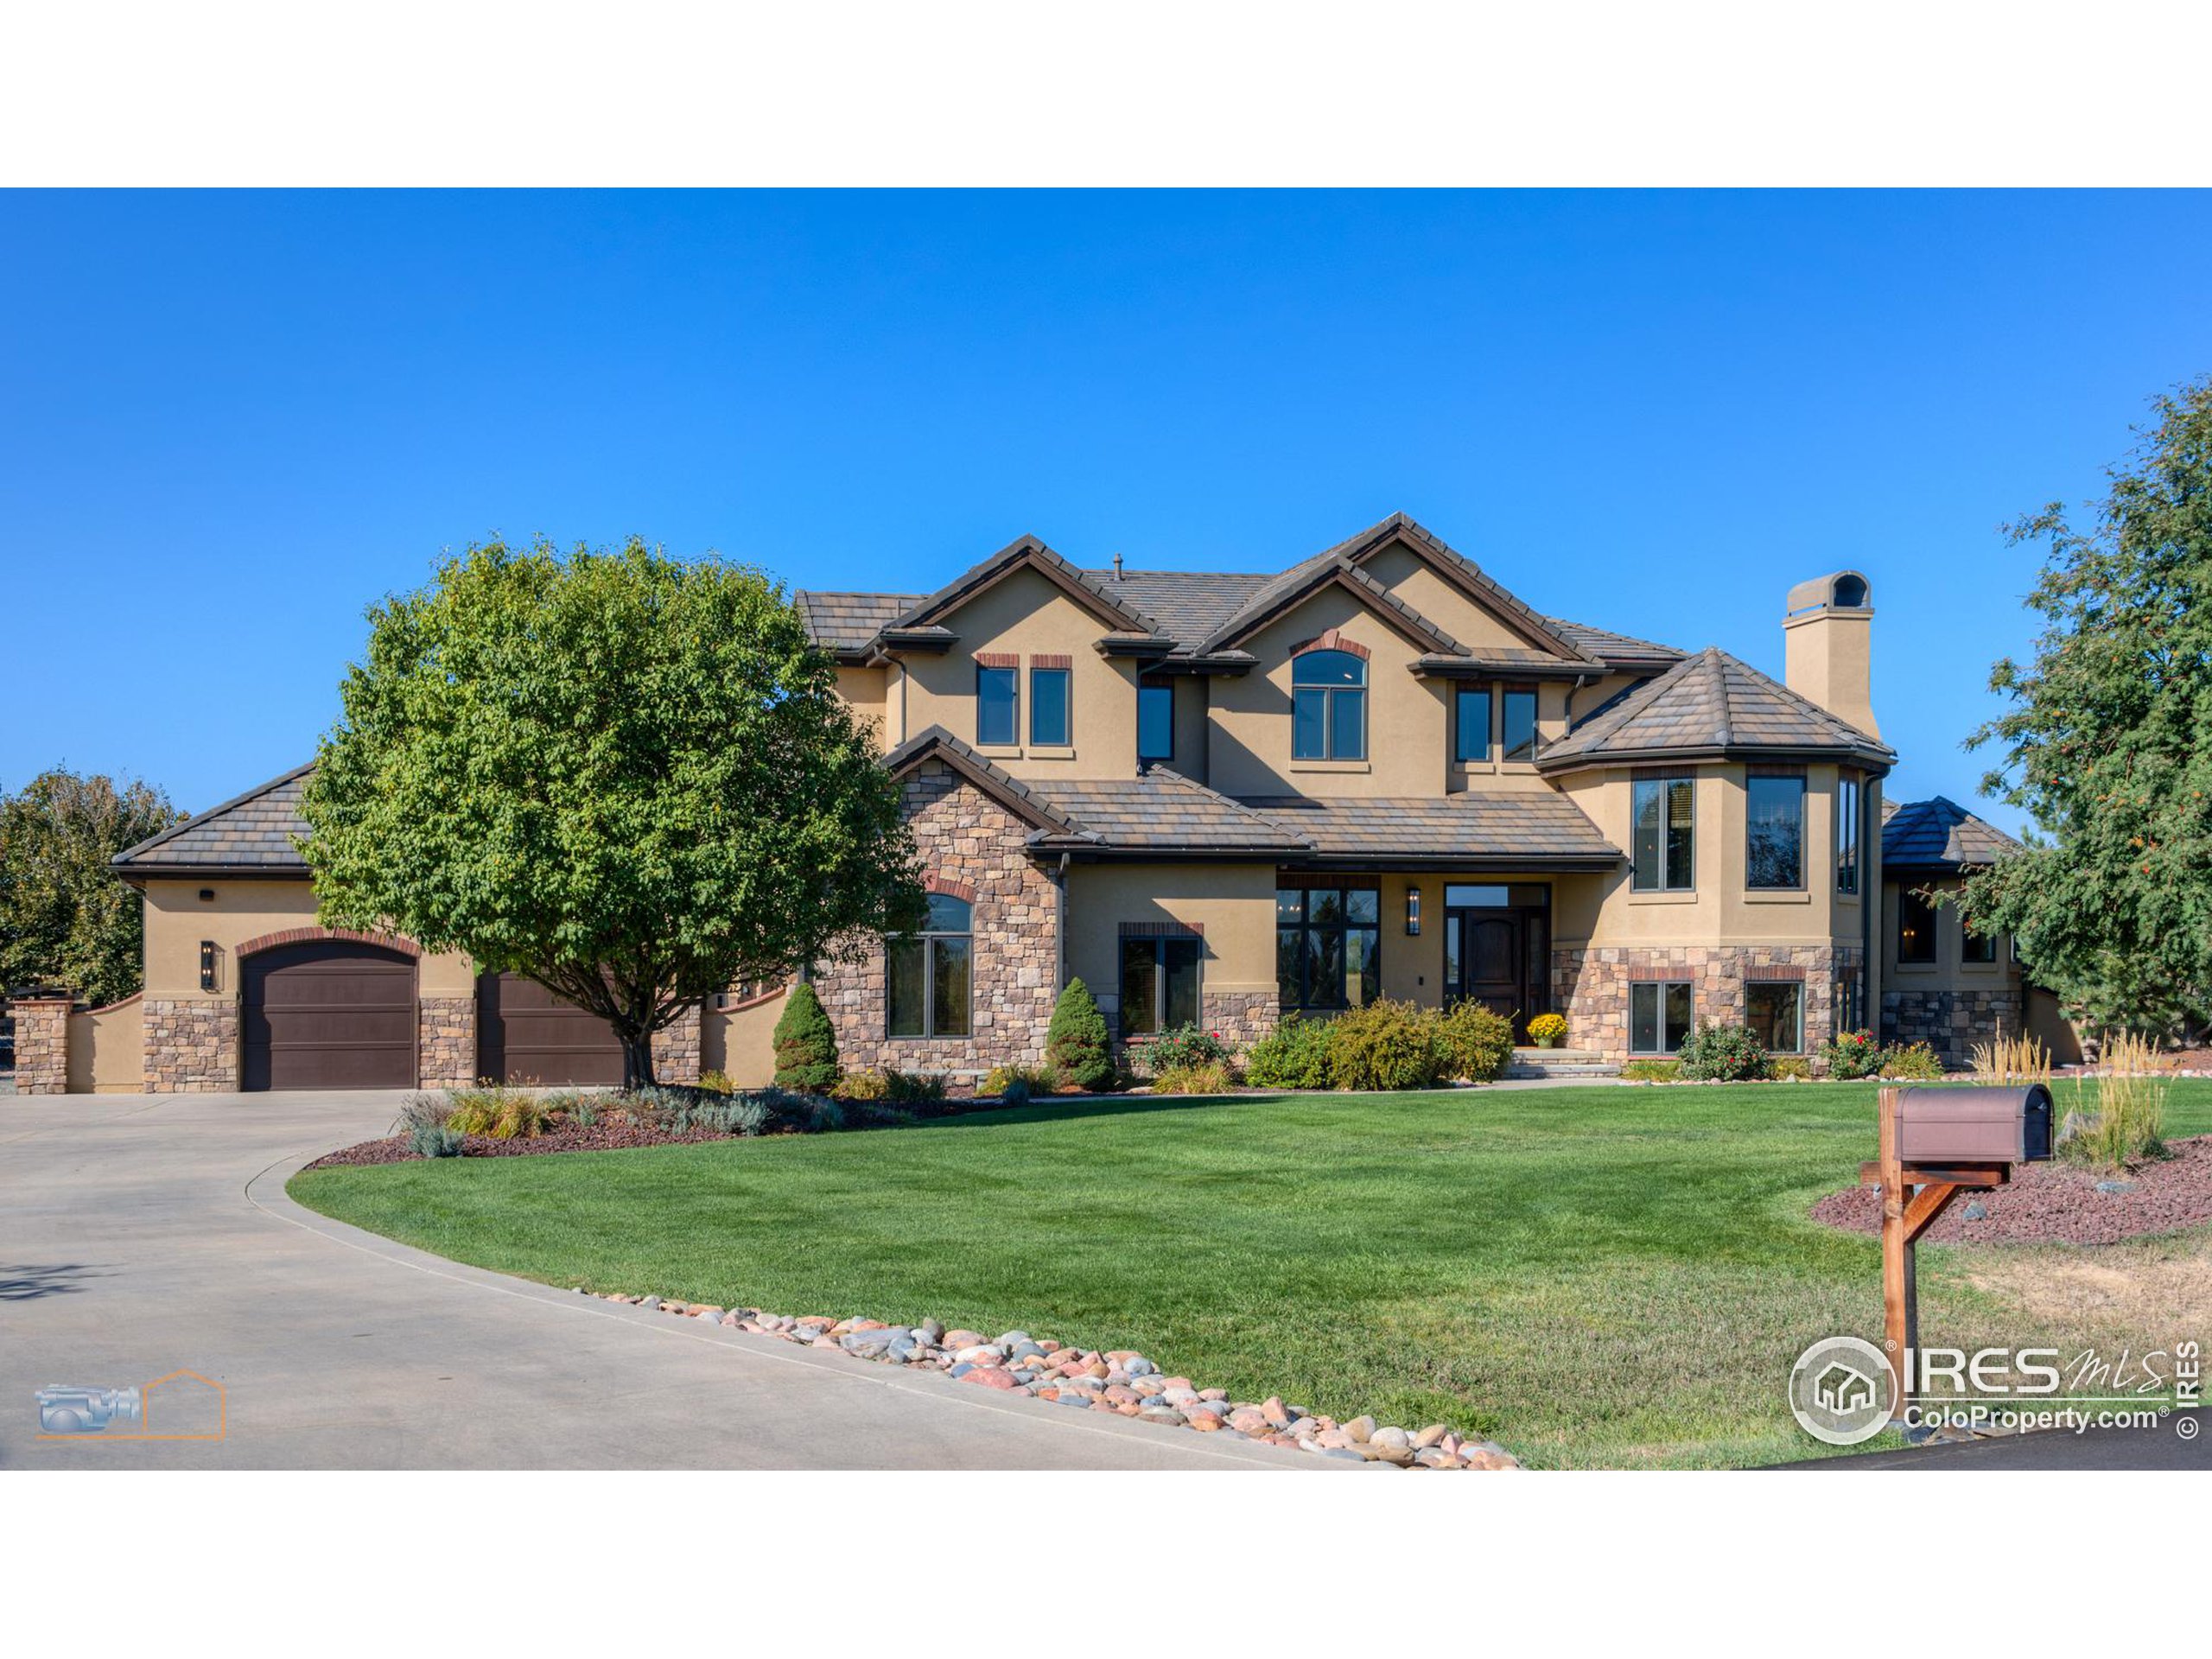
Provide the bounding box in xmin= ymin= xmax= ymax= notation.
xmin=143 ymin=997 xmax=240 ymax=1092
xmin=7 ymin=989 xmax=73 ymax=1095
xmin=417 ymin=995 xmax=479 ymax=1090
xmin=652 ymin=1000 xmax=703 ymax=1084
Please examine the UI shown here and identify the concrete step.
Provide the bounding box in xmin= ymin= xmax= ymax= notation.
xmin=1503 ymin=1059 xmax=1620 ymax=1080
xmin=1511 ymin=1047 xmax=1605 ymax=1062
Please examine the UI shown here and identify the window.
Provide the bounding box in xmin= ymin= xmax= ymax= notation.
xmin=1631 ymin=776 xmax=1694 ymax=891
xmin=1275 ymin=884 xmax=1380 ymax=1009
xmin=1453 ymin=686 xmax=1492 ymax=763
xmin=976 ymin=664 xmax=1018 ymax=747
xmin=1120 ymin=935 xmax=1201 ymax=1036
xmin=1029 ymin=664 xmax=1071 ymax=747
xmin=1897 ymin=888 xmax=1937 ymax=964
xmin=1961 ymin=916 xmax=1997 ymax=963
xmin=1745 ymin=773 xmax=1806 ymax=889
xmin=1501 ymin=687 xmax=1538 ymax=761
xmin=1630 ymin=981 xmax=1694 ymax=1054
xmin=1292 ymin=650 xmax=1366 ymax=760
xmin=1835 ymin=969 xmax=1865 ymax=1033
xmin=1745 ymin=981 xmax=1802 ymax=1052
xmin=887 ymin=893 xmax=972 ymax=1038
xmin=1137 ymin=682 xmax=1173 ymax=763
xmin=1835 ymin=775 xmax=1862 ymax=896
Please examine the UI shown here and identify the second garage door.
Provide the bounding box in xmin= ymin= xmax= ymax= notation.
xmin=243 ymin=940 xmax=418 ymax=1091
xmin=476 ymin=973 xmax=626 ymax=1085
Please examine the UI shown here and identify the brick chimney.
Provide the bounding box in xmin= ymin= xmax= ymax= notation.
xmin=1783 ymin=570 xmax=1878 ymax=738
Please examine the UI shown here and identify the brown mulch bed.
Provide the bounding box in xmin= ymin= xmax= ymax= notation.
xmin=1810 ymin=1135 xmax=2212 ymax=1246
xmin=302 ymin=1123 xmax=748 ymax=1169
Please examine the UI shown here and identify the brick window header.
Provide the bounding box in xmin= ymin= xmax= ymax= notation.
xmin=975 ymin=652 xmax=1019 ymax=669
xmin=1290 ymin=627 xmax=1370 ymax=662
xmin=925 ymin=875 xmax=976 ymax=904
xmin=1029 ymin=652 xmax=1072 ymax=671
xmin=1118 ymin=919 xmax=1204 ymax=938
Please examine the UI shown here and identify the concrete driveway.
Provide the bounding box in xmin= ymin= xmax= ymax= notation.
xmin=0 ymin=1090 xmax=1312 ymax=1470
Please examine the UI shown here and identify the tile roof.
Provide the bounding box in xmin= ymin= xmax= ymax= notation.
xmin=1880 ymin=797 xmax=2023 ymax=870
xmin=1030 ymin=772 xmax=1308 ymax=853
xmin=1541 ymin=616 xmax=1684 ymax=664
xmin=798 ymin=591 xmax=925 ymax=654
xmin=111 ymin=764 xmax=314 ymax=873
xmin=1538 ymin=646 xmax=1894 ymax=770
xmin=1232 ymin=791 xmax=1618 ymax=864
xmin=1078 ymin=570 xmax=1274 ymax=642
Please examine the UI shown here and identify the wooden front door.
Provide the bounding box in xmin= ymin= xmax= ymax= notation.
xmin=1446 ymin=898 xmax=1551 ymax=1040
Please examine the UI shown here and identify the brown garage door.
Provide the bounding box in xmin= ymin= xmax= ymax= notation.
xmin=243 ymin=941 xmax=417 ymax=1091
xmin=476 ymin=973 xmax=626 ymax=1085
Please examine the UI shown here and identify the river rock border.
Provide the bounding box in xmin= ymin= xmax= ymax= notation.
xmin=590 ymin=1294 xmax=1520 ymax=1470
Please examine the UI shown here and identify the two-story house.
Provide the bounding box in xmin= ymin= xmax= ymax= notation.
xmin=25 ymin=512 xmax=2043 ymax=1096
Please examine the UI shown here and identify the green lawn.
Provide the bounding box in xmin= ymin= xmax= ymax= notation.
xmin=289 ymin=1077 xmax=2212 ymax=1469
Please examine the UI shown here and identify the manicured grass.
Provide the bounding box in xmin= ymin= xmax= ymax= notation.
xmin=289 ymin=1078 xmax=2212 ymax=1469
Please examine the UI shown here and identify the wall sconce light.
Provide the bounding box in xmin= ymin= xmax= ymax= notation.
xmin=198 ymin=888 xmax=216 ymax=902
xmin=1405 ymin=886 xmax=1422 ymax=936
xmin=199 ymin=941 xmax=218 ymax=992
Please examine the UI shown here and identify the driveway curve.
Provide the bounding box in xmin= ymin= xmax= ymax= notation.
xmin=0 ymin=1091 xmax=1311 ymax=1470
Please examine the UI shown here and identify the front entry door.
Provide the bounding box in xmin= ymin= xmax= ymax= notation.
xmin=1445 ymin=886 xmax=1551 ymax=1040
xmin=1459 ymin=913 xmax=1522 ymax=1024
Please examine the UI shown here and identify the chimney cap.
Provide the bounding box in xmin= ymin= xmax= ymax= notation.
xmin=1111 ymin=552 xmax=1124 ymax=580
xmin=1785 ymin=570 xmax=1872 ymax=617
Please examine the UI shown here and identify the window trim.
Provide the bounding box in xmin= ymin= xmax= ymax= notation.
xmin=1745 ymin=770 xmax=1808 ymax=893
xmin=975 ymin=662 xmax=1020 ymax=749
xmin=1027 ymin=662 xmax=1072 ymax=748
xmin=887 ymin=893 xmax=974 ymax=1039
xmin=1500 ymin=683 xmax=1539 ymax=764
xmin=1630 ymin=773 xmax=1696 ymax=893
xmin=1628 ymin=978 xmax=1694 ymax=1055
xmin=1453 ymin=684 xmax=1493 ymax=765
xmin=1291 ymin=649 xmax=1369 ymax=762
xmin=1119 ymin=933 xmax=1203 ymax=1037
xmin=1835 ymin=773 xmax=1862 ymax=898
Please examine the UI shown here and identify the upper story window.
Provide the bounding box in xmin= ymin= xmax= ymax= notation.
xmin=1501 ymin=686 xmax=1538 ymax=761
xmin=1745 ymin=772 xmax=1806 ymax=890
xmin=1029 ymin=662 xmax=1071 ymax=747
xmin=1293 ymin=650 xmax=1366 ymax=761
xmin=1961 ymin=914 xmax=1998 ymax=963
xmin=1631 ymin=776 xmax=1695 ymax=891
xmin=1454 ymin=686 xmax=1492 ymax=763
xmin=976 ymin=664 xmax=1018 ymax=747
xmin=1137 ymin=682 xmax=1174 ymax=763
xmin=1896 ymin=888 xmax=1937 ymax=964
xmin=887 ymin=892 xmax=972 ymax=1038
xmin=1835 ymin=774 xmax=1862 ymax=896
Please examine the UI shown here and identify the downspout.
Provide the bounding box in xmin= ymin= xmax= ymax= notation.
xmin=1053 ymin=853 xmax=1071 ymax=992
xmin=1860 ymin=766 xmax=1880 ymax=1035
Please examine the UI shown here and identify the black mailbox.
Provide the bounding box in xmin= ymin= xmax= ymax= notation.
xmin=1894 ymin=1084 xmax=2053 ymax=1165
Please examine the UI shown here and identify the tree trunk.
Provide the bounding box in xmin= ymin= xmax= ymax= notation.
xmin=620 ymin=1031 xmax=656 ymax=1090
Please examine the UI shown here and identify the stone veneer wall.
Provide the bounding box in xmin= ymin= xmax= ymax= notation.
xmin=814 ymin=762 xmax=1059 ymax=1075
xmin=1554 ymin=944 xmax=1858 ymax=1063
xmin=8 ymin=995 xmax=71 ymax=1095
xmin=143 ymin=996 xmax=240 ymax=1092
xmin=1881 ymin=985 xmax=2024 ymax=1068
xmin=652 ymin=1000 xmax=703 ymax=1084
xmin=1198 ymin=988 xmax=1277 ymax=1050
xmin=417 ymin=995 xmax=478 ymax=1090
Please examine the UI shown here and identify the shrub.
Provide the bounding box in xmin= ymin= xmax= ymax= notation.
xmin=1525 ymin=1012 xmax=1569 ymax=1047
xmin=697 ymin=1068 xmax=739 ymax=1095
xmin=1141 ymin=1023 xmax=1234 ymax=1074
xmin=1618 ymin=1058 xmax=1681 ymax=1082
xmin=1045 ymin=978 xmax=1115 ymax=1093
xmin=980 ymin=1062 xmax=1059 ymax=1101
xmin=1677 ymin=1022 xmax=1768 ymax=1083
xmin=1770 ymin=1056 xmax=1814 ymax=1081
xmin=1150 ymin=1060 xmax=1236 ymax=1095
xmin=834 ymin=1067 xmax=891 ymax=1102
xmin=1242 ymin=1014 xmax=1335 ymax=1090
xmin=1818 ymin=1028 xmax=1885 ymax=1081
xmin=1325 ymin=998 xmax=1444 ymax=1092
xmin=884 ymin=1068 xmax=946 ymax=1104
xmin=394 ymin=1091 xmax=452 ymax=1134
xmin=772 ymin=982 xmax=841 ymax=1091
xmin=408 ymin=1123 xmax=467 ymax=1158
xmin=1878 ymin=1042 xmax=1944 ymax=1081
xmin=1435 ymin=1001 xmax=1515 ymax=1082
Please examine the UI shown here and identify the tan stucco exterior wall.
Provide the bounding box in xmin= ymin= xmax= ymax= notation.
xmin=1880 ymin=874 xmax=2016 ymax=992
xmin=835 ymin=666 xmax=892 ymax=752
xmin=1064 ymin=861 xmax=1279 ymax=1015
xmin=898 ymin=569 xmax=1141 ymax=780
xmin=702 ymin=987 xmax=786 ymax=1088
xmin=141 ymin=878 xmax=475 ymax=996
xmin=67 ymin=993 xmax=144 ymax=1092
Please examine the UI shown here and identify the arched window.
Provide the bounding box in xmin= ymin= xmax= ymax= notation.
xmin=1293 ymin=649 xmax=1366 ymax=760
xmin=888 ymin=891 xmax=972 ymax=1038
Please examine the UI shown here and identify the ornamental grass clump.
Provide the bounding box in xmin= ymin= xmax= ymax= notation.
xmin=2061 ymin=1030 xmax=2169 ymax=1171
xmin=445 ymin=1084 xmax=550 ymax=1139
xmin=1149 ymin=1060 xmax=1236 ymax=1096
xmin=1969 ymin=1030 xmax=2052 ymax=1084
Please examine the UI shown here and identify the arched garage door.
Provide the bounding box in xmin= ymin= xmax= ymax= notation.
xmin=475 ymin=973 xmax=626 ymax=1086
xmin=242 ymin=941 xmax=417 ymax=1091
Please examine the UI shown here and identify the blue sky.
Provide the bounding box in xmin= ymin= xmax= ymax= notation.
xmin=4 ymin=189 xmax=2208 ymax=833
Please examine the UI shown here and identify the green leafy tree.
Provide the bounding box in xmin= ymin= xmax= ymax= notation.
xmin=1960 ymin=378 xmax=2212 ymax=1039
xmin=1044 ymin=977 xmax=1113 ymax=1091
xmin=0 ymin=768 xmax=183 ymax=1007
xmin=772 ymin=981 xmax=840 ymax=1090
xmin=302 ymin=537 xmax=925 ymax=1086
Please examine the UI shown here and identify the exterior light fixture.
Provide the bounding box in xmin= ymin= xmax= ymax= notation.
xmin=198 ymin=888 xmax=215 ymax=901
xmin=1405 ymin=886 xmax=1421 ymax=936
xmin=199 ymin=941 xmax=218 ymax=992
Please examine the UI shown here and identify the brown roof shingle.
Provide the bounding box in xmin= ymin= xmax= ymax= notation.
xmin=1880 ymin=797 xmax=2023 ymax=871
xmin=111 ymin=764 xmax=314 ymax=874
xmin=1232 ymin=791 xmax=1618 ymax=865
xmin=1539 ymin=647 xmax=1894 ymax=771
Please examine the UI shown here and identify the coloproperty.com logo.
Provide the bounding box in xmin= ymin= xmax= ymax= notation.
xmin=1787 ymin=1337 xmax=2203 ymax=1446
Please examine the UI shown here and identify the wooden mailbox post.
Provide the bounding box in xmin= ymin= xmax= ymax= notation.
xmin=1862 ymin=1084 xmax=2053 ymax=1422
